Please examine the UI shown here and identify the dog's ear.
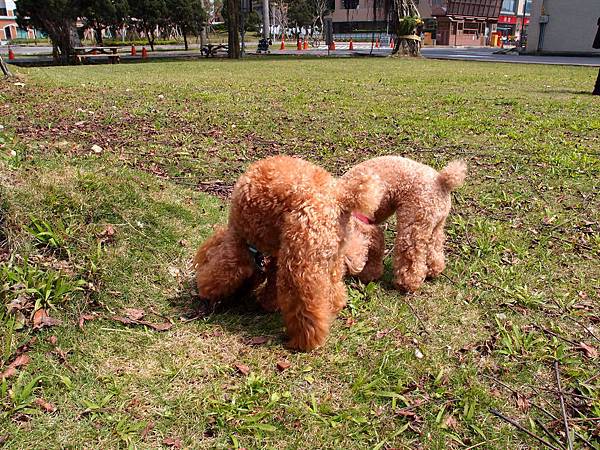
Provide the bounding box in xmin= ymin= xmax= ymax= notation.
xmin=343 ymin=218 xmax=371 ymax=275
xmin=336 ymin=169 xmax=383 ymax=218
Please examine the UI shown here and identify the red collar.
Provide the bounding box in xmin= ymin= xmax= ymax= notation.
xmin=352 ymin=212 xmax=375 ymax=225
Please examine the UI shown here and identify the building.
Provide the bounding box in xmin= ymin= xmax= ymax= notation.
xmin=526 ymin=0 xmax=600 ymax=54
xmin=0 ymin=0 xmax=36 ymax=41
xmin=497 ymin=0 xmax=530 ymax=39
xmin=327 ymin=0 xmax=433 ymax=34
xmin=432 ymin=0 xmax=502 ymax=46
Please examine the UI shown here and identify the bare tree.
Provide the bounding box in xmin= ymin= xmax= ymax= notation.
xmin=310 ymin=0 xmax=328 ymax=38
xmin=271 ymin=0 xmax=288 ymax=40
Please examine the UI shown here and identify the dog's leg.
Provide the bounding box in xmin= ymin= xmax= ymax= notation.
xmin=277 ymin=254 xmax=333 ymax=352
xmin=393 ymin=216 xmax=433 ymax=292
xmin=331 ymin=257 xmax=348 ymax=314
xmin=357 ymin=225 xmax=385 ymax=283
xmin=427 ymin=218 xmax=447 ymax=279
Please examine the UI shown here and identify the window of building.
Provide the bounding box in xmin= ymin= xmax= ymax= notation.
xmin=463 ymin=22 xmax=479 ymax=35
xmin=501 ymin=0 xmax=517 ymax=14
xmin=342 ymin=0 xmax=359 ymax=9
xmin=524 ymin=0 xmax=532 ymax=14
xmin=0 ymin=8 xmax=8 ymax=16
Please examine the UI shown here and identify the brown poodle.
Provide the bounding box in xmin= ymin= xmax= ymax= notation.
xmin=342 ymin=156 xmax=466 ymax=292
xmin=193 ymin=155 xmax=382 ymax=351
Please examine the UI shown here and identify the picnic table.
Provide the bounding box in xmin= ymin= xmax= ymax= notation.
xmin=201 ymin=43 xmax=228 ymax=58
xmin=72 ymin=47 xmax=120 ymax=64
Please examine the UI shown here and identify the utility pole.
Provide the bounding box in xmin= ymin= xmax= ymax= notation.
xmin=519 ymin=0 xmax=527 ymax=50
xmin=262 ymin=0 xmax=270 ymax=41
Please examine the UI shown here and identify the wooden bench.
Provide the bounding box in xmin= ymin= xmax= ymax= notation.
xmin=72 ymin=47 xmax=120 ymax=64
xmin=201 ymin=44 xmax=228 ymax=58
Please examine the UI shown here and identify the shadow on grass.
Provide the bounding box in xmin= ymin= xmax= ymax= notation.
xmin=168 ymin=275 xmax=286 ymax=345
xmin=540 ymin=88 xmax=595 ymax=95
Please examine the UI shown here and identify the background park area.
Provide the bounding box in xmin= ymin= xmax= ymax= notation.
xmin=0 ymin=56 xmax=599 ymax=449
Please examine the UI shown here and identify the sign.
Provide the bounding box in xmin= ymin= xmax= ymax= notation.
xmin=498 ymin=15 xmax=530 ymax=25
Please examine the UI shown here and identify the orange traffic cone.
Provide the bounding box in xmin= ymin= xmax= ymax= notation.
xmin=376 ymin=38 xmax=380 ymax=48
xmin=329 ymin=41 xmax=336 ymax=51
xmin=349 ymin=38 xmax=354 ymax=50
xmin=131 ymin=46 xmax=137 ymax=56
xmin=280 ymin=37 xmax=285 ymax=50
xmin=303 ymin=39 xmax=308 ymax=50
xmin=390 ymin=38 xmax=394 ymax=48
xmin=141 ymin=47 xmax=148 ymax=58
xmin=297 ymin=38 xmax=302 ymax=50
xmin=8 ymin=48 xmax=15 ymax=60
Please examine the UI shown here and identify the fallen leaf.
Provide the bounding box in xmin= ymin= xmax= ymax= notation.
xmin=7 ymin=295 xmax=30 ymax=313
xmin=124 ymin=308 xmax=145 ymax=321
xmin=249 ymin=336 xmax=269 ymax=345
xmin=141 ymin=420 xmax=155 ymax=439
xmin=34 ymin=398 xmax=56 ymax=413
xmin=0 ymin=354 xmax=31 ymax=379
xmin=0 ymin=367 xmax=17 ymax=379
xmin=48 ymin=336 xmax=58 ymax=346
xmin=142 ymin=321 xmax=172 ymax=332
xmin=443 ymin=414 xmax=458 ymax=430
xmin=276 ymin=360 xmax=291 ymax=372
xmin=396 ymin=407 xmax=417 ymax=418
xmin=78 ymin=313 xmax=98 ymax=330
xmin=163 ymin=437 xmax=182 ymax=448
xmin=515 ymin=393 xmax=531 ymax=412
xmin=91 ymin=144 xmax=103 ymax=154
xmin=414 ymin=349 xmax=424 ymax=359
xmin=32 ymin=309 xmax=62 ymax=329
xmin=16 ymin=337 xmax=36 ymax=355
xmin=112 ymin=316 xmax=136 ymax=325
xmin=234 ymin=363 xmax=250 ymax=376
xmin=578 ymin=342 xmax=598 ymax=359
xmin=100 ymin=225 xmax=116 ymax=241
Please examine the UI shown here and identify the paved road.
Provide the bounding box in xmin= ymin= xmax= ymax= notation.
xmin=422 ymin=47 xmax=600 ymax=67
xmin=3 ymin=43 xmax=599 ymax=67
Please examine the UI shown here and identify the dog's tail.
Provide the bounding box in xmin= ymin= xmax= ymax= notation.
xmin=437 ymin=160 xmax=467 ymax=192
xmin=337 ymin=169 xmax=383 ymax=218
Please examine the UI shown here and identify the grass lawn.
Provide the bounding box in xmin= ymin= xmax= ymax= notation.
xmin=0 ymin=57 xmax=599 ymax=449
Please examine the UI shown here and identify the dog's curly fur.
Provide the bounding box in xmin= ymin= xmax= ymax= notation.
xmin=193 ymin=155 xmax=383 ymax=351
xmin=343 ymin=156 xmax=466 ymax=292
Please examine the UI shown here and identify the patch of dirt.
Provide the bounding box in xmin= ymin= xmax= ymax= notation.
xmin=196 ymin=181 xmax=233 ymax=199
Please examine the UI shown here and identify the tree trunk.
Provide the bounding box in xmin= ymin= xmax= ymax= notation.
xmin=227 ymin=0 xmax=241 ymax=58
xmin=200 ymin=26 xmax=208 ymax=48
xmin=593 ymin=69 xmax=600 ymax=95
xmin=0 ymin=55 xmax=12 ymax=78
xmin=183 ymin=26 xmax=189 ymax=50
xmin=95 ymin=25 xmax=104 ymax=45
xmin=147 ymin=28 xmax=156 ymax=51
xmin=262 ymin=0 xmax=270 ymax=40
